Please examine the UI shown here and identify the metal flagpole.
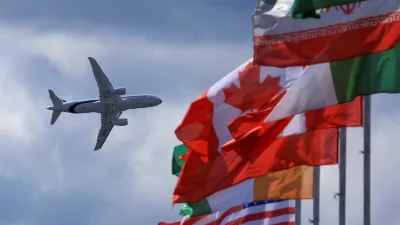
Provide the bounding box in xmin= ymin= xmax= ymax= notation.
xmin=339 ymin=128 xmax=347 ymax=225
xmin=312 ymin=167 xmax=320 ymax=225
xmin=363 ymin=96 xmax=371 ymax=225
xmin=295 ymin=199 xmax=301 ymax=225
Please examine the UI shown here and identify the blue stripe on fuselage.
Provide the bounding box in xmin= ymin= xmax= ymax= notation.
xmin=68 ymin=99 xmax=98 ymax=113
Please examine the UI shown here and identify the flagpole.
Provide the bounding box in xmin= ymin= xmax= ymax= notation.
xmin=363 ymin=96 xmax=371 ymax=225
xmin=313 ymin=167 xmax=320 ymax=225
xmin=339 ymin=128 xmax=347 ymax=225
xmin=295 ymin=199 xmax=301 ymax=225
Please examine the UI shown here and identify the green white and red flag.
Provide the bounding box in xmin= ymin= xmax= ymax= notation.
xmin=253 ymin=0 xmax=400 ymax=67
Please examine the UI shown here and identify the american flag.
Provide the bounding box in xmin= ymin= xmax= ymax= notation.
xmin=159 ymin=200 xmax=295 ymax=225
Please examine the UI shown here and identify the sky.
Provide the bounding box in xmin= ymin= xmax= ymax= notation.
xmin=0 ymin=0 xmax=399 ymax=225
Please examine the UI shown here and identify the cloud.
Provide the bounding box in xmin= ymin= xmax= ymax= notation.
xmin=0 ymin=59 xmax=45 ymax=145
xmin=0 ymin=23 xmax=251 ymax=102
xmin=0 ymin=22 xmax=249 ymax=224
xmin=0 ymin=0 xmax=258 ymax=43
xmin=0 ymin=14 xmax=399 ymax=225
xmin=296 ymin=97 xmax=400 ymax=225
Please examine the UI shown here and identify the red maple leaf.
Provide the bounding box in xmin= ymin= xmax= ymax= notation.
xmin=223 ymin=62 xmax=282 ymax=112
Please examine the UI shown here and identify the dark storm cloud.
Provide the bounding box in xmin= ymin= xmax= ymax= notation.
xmin=0 ymin=174 xmax=177 ymax=225
xmin=0 ymin=176 xmax=35 ymax=223
xmin=3 ymin=1 xmax=400 ymax=225
xmin=0 ymin=175 xmax=104 ymax=225
xmin=1 ymin=0 xmax=258 ymax=44
xmin=0 ymin=1 xmax=256 ymax=224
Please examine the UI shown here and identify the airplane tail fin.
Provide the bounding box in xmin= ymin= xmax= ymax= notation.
xmin=50 ymin=111 xmax=62 ymax=125
xmin=48 ymin=89 xmax=63 ymax=125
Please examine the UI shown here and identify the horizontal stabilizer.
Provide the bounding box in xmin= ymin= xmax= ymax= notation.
xmin=48 ymin=89 xmax=62 ymax=106
xmin=50 ymin=110 xmax=62 ymax=125
xmin=48 ymin=89 xmax=63 ymax=125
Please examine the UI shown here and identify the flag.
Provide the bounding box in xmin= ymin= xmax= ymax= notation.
xmin=225 ymin=96 xmax=363 ymax=159
xmin=291 ymin=0 xmax=365 ymax=19
xmin=175 ymin=44 xmax=399 ymax=161
xmin=173 ymin=99 xmax=362 ymax=203
xmin=180 ymin=166 xmax=312 ymax=217
xmin=172 ymin=144 xmax=188 ymax=177
xmin=159 ymin=200 xmax=295 ymax=225
xmin=172 ymin=145 xmax=312 ymax=217
xmin=253 ymin=0 xmax=400 ymax=67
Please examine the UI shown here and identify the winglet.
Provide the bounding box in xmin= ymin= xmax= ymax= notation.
xmin=88 ymin=57 xmax=104 ymax=74
xmin=94 ymin=143 xmax=101 ymax=151
xmin=94 ymin=136 xmax=106 ymax=151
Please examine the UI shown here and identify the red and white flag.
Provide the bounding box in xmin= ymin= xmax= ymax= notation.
xmin=173 ymin=98 xmax=361 ymax=203
xmin=175 ymin=59 xmax=363 ymax=162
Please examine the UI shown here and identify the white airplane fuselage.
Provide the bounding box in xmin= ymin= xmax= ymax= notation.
xmin=47 ymin=56 xmax=163 ymax=151
xmin=47 ymin=95 xmax=162 ymax=114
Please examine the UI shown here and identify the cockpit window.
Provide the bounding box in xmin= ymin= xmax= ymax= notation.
xmin=62 ymin=100 xmax=67 ymax=102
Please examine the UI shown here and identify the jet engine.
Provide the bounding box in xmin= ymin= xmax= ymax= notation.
xmin=110 ymin=118 xmax=128 ymax=126
xmin=109 ymin=87 xmax=126 ymax=95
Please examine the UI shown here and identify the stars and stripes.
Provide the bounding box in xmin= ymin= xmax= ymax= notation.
xmin=160 ymin=200 xmax=295 ymax=225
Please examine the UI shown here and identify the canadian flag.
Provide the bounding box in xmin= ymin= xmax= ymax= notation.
xmin=175 ymin=59 xmax=362 ymax=163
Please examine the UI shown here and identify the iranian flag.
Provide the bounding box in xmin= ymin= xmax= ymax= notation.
xmin=253 ymin=0 xmax=400 ymax=67
xmin=176 ymin=43 xmax=399 ymax=162
xmin=173 ymin=99 xmax=362 ymax=203
xmin=291 ymin=0 xmax=365 ymax=19
xmin=173 ymin=145 xmax=312 ymax=217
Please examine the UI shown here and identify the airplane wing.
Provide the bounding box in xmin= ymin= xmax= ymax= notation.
xmin=88 ymin=57 xmax=121 ymax=102
xmin=94 ymin=111 xmax=122 ymax=151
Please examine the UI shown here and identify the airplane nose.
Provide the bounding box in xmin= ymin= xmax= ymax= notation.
xmin=154 ymin=98 xmax=162 ymax=105
xmin=150 ymin=96 xmax=162 ymax=106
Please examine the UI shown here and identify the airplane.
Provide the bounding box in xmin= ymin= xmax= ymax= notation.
xmin=46 ymin=57 xmax=162 ymax=151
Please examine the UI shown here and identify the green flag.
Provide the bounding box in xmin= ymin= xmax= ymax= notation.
xmin=179 ymin=199 xmax=212 ymax=217
xmin=172 ymin=144 xmax=188 ymax=177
